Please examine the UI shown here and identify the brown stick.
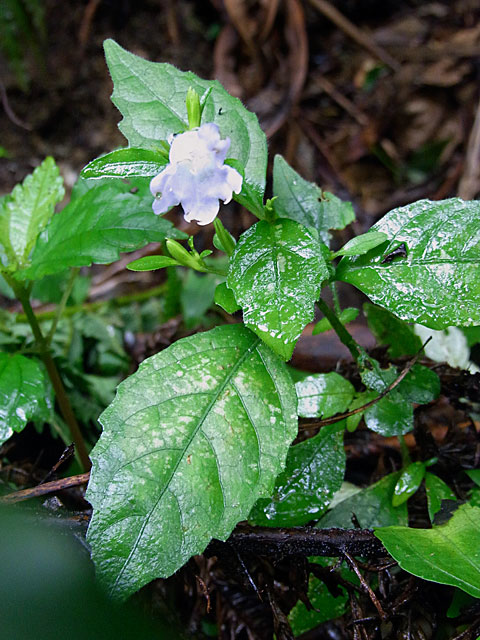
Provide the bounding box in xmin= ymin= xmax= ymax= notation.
xmin=0 ymin=472 xmax=90 ymax=504
xmin=458 ymin=97 xmax=480 ymax=199
xmin=307 ymin=0 xmax=401 ymax=71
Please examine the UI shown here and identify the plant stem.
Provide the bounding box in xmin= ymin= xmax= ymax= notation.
xmin=317 ymin=297 xmax=363 ymax=362
xmin=46 ymin=267 xmax=80 ymax=346
xmin=4 ymin=275 xmax=91 ymax=471
xmin=329 ymin=282 xmax=342 ymax=315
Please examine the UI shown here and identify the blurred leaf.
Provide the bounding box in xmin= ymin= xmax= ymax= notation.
xmin=227 ymin=219 xmax=328 ymax=360
xmin=296 ymin=372 xmax=355 ymax=418
xmin=214 ymin=282 xmax=240 ymax=314
xmin=392 ymin=461 xmax=427 ymax=507
xmin=425 ymin=473 xmax=456 ymax=522
xmin=127 ymin=255 xmax=179 ymax=271
xmin=364 ymin=303 xmax=422 ymax=358
xmin=312 ymin=307 xmax=358 ymax=335
xmin=180 ymin=271 xmax=217 ymax=329
xmin=375 ymin=504 xmax=480 ymax=598
xmin=318 ymin=472 xmax=408 ymax=529
xmin=273 ymin=155 xmax=355 ymax=244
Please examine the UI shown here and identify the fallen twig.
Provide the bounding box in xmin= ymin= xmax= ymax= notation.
xmin=0 ymin=472 xmax=90 ymax=504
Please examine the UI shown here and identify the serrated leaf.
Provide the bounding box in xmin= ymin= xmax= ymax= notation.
xmin=296 ymin=372 xmax=355 ymax=418
xmin=364 ymin=303 xmax=422 ymax=358
xmin=20 ymin=181 xmax=185 ymax=280
xmin=226 ymin=219 xmax=328 ymax=360
xmin=0 ymin=353 xmax=52 ymax=444
xmin=0 ymin=157 xmax=64 ymax=269
xmin=272 ymin=155 xmax=355 ymax=244
xmin=318 ymin=472 xmax=408 ymax=529
xmin=392 ymin=461 xmax=427 ymax=506
xmin=81 ymin=148 xmax=168 ymax=180
xmin=425 ymin=473 xmax=456 ymax=522
xmin=103 ymin=39 xmax=267 ymax=217
xmin=127 ymin=255 xmax=179 ymax=271
xmin=375 ymin=504 xmax=480 ymax=598
xmin=336 ymin=198 xmax=480 ymax=329
xmin=249 ymin=422 xmax=345 ymax=526
xmin=333 ymin=231 xmax=388 ymax=257
xmin=86 ymin=324 xmax=297 ymax=599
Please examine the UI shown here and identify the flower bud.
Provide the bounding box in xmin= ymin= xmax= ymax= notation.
xmin=213 ymin=218 xmax=236 ymax=256
xmin=166 ymin=239 xmax=207 ymax=272
xmin=186 ymin=87 xmax=201 ymax=130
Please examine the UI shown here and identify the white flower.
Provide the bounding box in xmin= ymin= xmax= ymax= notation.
xmin=414 ymin=324 xmax=479 ymax=372
xmin=150 ymin=123 xmax=243 ymax=225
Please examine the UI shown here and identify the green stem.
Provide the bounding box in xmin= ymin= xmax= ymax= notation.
xmin=46 ymin=267 xmax=80 ymax=346
xmin=4 ymin=274 xmax=91 ymax=471
xmin=398 ymin=435 xmax=411 ymax=466
xmin=329 ymin=282 xmax=342 ymax=315
xmin=317 ymin=298 xmax=363 ymax=362
xmin=15 ymin=283 xmax=168 ymax=324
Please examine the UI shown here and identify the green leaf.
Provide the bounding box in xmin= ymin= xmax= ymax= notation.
xmin=288 ymin=558 xmax=350 ymax=635
xmin=103 ymin=39 xmax=267 ymax=217
xmin=126 ymin=255 xmax=179 ymax=271
xmin=346 ymin=390 xmax=377 ymax=432
xmin=21 ymin=181 xmax=185 ymax=280
xmin=397 ymin=364 xmax=440 ymax=404
xmin=0 ymin=353 xmax=52 ymax=445
xmin=392 ymin=461 xmax=427 ymax=506
xmin=364 ymin=393 xmax=413 ymax=436
xmin=249 ymin=423 xmax=345 ymax=526
xmin=180 ymin=271 xmax=217 ymax=329
xmin=0 ymin=157 xmax=64 ymax=269
xmin=364 ymin=303 xmax=422 ymax=358
xmin=86 ymin=324 xmax=297 ymax=599
xmin=375 ymin=504 xmax=480 ymax=598
xmin=466 ymin=470 xmax=480 ymax=488
xmin=318 ymin=472 xmax=408 ymax=529
xmin=312 ymin=307 xmax=358 ymax=334
xmin=272 ymin=155 xmax=355 ymax=244
xmin=214 ymin=282 xmax=240 ymax=314
xmin=81 ymin=148 xmax=168 ymax=180
xmin=425 ymin=473 xmax=456 ymax=522
xmin=296 ymin=372 xmax=355 ymax=418
xmin=333 ymin=231 xmax=388 ymax=258
xmin=336 ymin=198 xmax=480 ymax=329
xmin=226 ymin=219 xmax=329 ymax=360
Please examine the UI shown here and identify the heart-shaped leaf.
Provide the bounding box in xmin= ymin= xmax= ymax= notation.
xmin=336 ymin=198 xmax=480 ymax=329
xmin=227 ymin=219 xmax=328 ymax=360
xmin=86 ymin=324 xmax=297 ymax=599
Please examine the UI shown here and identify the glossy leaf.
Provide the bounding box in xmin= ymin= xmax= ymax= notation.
xmin=272 ymin=155 xmax=355 ymax=244
xmin=104 ymin=39 xmax=267 ymax=217
xmin=397 ymin=364 xmax=440 ymax=404
xmin=318 ymin=472 xmax=408 ymax=529
xmin=86 ymin=324 xmax=297 ymax=599
xmin=312 ymin=307 xmax=358 ymax=334
xmin=364 ymin=303 xmax=422 ymax=358
xmin=227 ymin=219 xmax=328 ymax=360
xmin=21 ymin=181 xmax=184 ymax=280
xmin=336 ymin=198 xmax=480 ymax=329
xmin=0 ymin=353 xmax=52 ymax=445
xmin=214 ymin=282 xmax=240 ymax=314
xmin=296 ymin=373 xmax=354 ymax=418
xmin=425 ymin=473 xmax=456 ymax=522
xmin=127 ymin=255 xmax=179 ymax=271
xmin=81 ymin=148 xmax=168 ymax=180
xmin=0 ymin=157 xmax=64 ymax=269
xmin=364 ymin=393 xmax=413 ymax=436
xmin=392 ymin=462 xmax=427 ymax=507
xmin=249 ymin=422 xmax=346 ymax=526
xmin=333 ymin=231 xmax=388 ymax=258
xmin=375 ymin=504 xmax=480 ymax=598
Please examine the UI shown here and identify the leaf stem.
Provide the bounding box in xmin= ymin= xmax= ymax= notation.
xmin=3 ymin=274 xmax=91 ymax=471
xmin=46 ymin=267 xmax=80 ymax=346
xmin=317 ymin=297 xmax=363 ymax=362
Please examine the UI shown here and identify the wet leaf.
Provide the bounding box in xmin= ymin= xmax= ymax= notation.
xmin=0 ymin=353 xmax=52 ymax=445
xmin=21 ymin=181 xmax=184 ymax=280
xmin=0 ymin=157 xmax=64 ymax=270
xmin=86 ymin=324 xmax=297 ymax=599
xmin=226 ymin=219 xmax=328 ymax=360
xmin=375 ymin=504 xmax=480 ymax=598
xmin=272 ymin=155 xmax=355 ymax=244
xmin=364 ymin=393 xmax=413 ymax=436
xmin=336 ymin=198 xmax=480 ymax=329
xmin=333 ymin=231 xmax=388 ymax=258
xmin=364 ymin=303 xmax=422 ymax=357
xmin=318 ymin=472 xmax=408 ymax=529
xmin=296 ymin=372 xmax=355 ymax=418
xmin=104 ymin=39 xmax=267 ymax=217
xmin=392 ymin=462 xmax=427 ymax=506
xmin=249 ymin=423 xmax=345 ymax=526
xmin=425 ymin=473 xmax=456 ymax=522
xmin=81 ymin=148 xmax=168 ymax=180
